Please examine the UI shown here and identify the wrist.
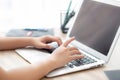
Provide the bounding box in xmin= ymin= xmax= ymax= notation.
xmin=32 ymin=58 xmax=58 ymax=77
xmin=46 ymin=57 xmax=61 ymax=70
xmin=27 ymin=37 xmax=35 ymax=46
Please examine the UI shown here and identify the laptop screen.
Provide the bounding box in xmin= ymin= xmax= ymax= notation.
xmin=69 ymin=0 xmax=120 ymax=56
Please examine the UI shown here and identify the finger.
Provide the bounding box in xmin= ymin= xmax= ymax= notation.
xmin=63 ymin=37 xmax=75 ymax=47
xmin=40 ymin=43 xmax=52 ymax=49
xmin=46 ymin=36 xmax=62 ymax=45
xmin=54 ymin=37 xmax=62 ymax=46
xmin=69 ymin=50 xmax=81 ymax=55
xmin=67 ymin=47 xmax=78 ymax=51
xmin=70 ymin=54 xmax=84 ymax=60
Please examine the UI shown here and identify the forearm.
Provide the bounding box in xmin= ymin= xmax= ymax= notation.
xmin=0 ymin=37 xmax=33 ymax=50
xmin=1 ymin=59 xmax=56 ymax=80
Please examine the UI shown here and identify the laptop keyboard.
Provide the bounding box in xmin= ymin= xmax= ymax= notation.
xmin=67 ymin=55 xmax=97 ymax=68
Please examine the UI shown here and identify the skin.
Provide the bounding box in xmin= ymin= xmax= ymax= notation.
xmin=0 ymin=35 xmax=83 ymax=80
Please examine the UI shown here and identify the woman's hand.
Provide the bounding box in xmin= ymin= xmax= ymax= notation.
xmin=48 ymin=37 xmax=84 ymax=69
xmin=31 ymin=35 xmax=62 ymax=49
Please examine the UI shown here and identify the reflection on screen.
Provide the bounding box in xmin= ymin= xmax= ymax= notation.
xmin=70 ymin=0 xmax=120 ymax=56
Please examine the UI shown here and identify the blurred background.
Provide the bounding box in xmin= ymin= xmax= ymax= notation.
xmin=0 ymin=0 xmax=82 ymax=33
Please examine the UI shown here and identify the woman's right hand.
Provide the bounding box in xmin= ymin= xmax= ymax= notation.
xmin=48 ymin=37 xmax=84 ymax=69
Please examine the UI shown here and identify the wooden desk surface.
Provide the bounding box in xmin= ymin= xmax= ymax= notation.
xmin=0 ymin=28 xmax=120 ymax=80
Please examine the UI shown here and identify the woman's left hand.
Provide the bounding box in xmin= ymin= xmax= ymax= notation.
xmin=31 ymin=35 xmax=62 ymax=49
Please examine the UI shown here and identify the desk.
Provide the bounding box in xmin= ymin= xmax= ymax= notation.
xmin=0 ymin=28 xmax=120 ymax=80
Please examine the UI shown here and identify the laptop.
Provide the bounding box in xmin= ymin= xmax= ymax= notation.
xmin=15 ymin=0 xmax=120 ymax=77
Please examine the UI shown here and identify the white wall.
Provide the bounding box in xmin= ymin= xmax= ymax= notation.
xmin=0 ymin=0 xmax=80 ymax=32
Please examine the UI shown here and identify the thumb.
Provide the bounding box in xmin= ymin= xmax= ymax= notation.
xmin=39 ymin=43 xmax=52 ymax=49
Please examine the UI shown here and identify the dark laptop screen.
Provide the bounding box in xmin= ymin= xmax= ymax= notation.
xmin=70 ymin=0 xmax=120 ymax=56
